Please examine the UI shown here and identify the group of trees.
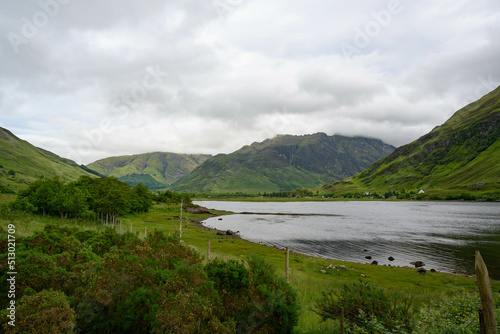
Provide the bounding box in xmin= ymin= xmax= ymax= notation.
xmin=155 ymin=190 xmax=193 ymax=207
xmin=12 ymin=176 xmax=153 ymax=223
xmin=0 ymin=225 xmax=299 ymax=333
xmin=261 ymin=188 xmax=315 ymax=198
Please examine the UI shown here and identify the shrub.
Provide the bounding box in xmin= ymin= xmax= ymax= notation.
xmin=206 ymin=258 xmax=250 ymax=294
xmin=4 ymin=290 xmax=76 ymax=334
xmin=77 ymin=233 xmax=226 ymax=333
xmin=0 ymin=227 xmax=299 ymax=333
xmin=1 ymin=252 xmax=68 ymax=294
xmin=0 ymin=184 xmax=15 ymax=194
xmin=315 ymin=281 xmax=417 ymax=333
xmin=243 ymin=254 xmax=299 ymax=334
xmin=414 ymin=292 xmax=500 ymax=334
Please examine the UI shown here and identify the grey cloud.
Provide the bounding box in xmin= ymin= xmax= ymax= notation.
xmin=297 ymin=67 xmax=385 ymax=107
xmin=1 ymin=0 xmax=499 ymax=164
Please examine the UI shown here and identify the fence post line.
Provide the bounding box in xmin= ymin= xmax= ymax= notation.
xmin=475 ymin=251 xmax=498 ymax=334
xmin=285 ymin=246 xmax=290 ymax=283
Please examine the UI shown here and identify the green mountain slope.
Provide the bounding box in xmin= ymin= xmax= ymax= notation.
xmin=169 ymin=133 xmax=395 ymax=193
xmin=87 ymin=152 xmax=212 ymax=189
xmin=323 ymin=85 xmax=500 ymax=197
xmin=0 ymin=127 xmax=96 ymax=193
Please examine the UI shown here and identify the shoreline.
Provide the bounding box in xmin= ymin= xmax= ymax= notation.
xmin=192 ymin=207 xmax=500 ymax=281
xmin=194 ymin=196 xmax=500 ymax=203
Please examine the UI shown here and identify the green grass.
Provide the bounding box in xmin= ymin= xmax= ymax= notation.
xmin=2 ymin=202 xmax=495 ymax=333
xmin=0 ymin=127 xmax=95 ymax=193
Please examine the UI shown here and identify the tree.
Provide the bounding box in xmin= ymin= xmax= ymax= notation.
xmin=131 ymin=183 xmax=153 ymax=213
xmin=64 ymin=183 xmax=92 ymax=219
xmin=15 ymin=177 xmax=65 ymax=216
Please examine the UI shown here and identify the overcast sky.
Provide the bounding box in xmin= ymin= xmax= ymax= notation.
xmin=1 ymin=0 xmax=499 ymax=164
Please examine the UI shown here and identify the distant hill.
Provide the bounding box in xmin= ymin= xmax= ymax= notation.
xmin=323 ymin=86 xmax=500 ymax=198
xmin=169 ymin=133 xmax=395 ymax=193
xmin=87 ymin=152 xmax=212 ymax=189
xmin=0 ymin=127 xmax=96 ymax=193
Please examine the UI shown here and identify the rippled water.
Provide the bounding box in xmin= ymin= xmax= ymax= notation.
xmin=197 ymin=201 xmax=500 ymax=279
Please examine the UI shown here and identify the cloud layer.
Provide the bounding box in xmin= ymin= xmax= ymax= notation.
xmin=1 ymin=0 xmax=499 ymax=164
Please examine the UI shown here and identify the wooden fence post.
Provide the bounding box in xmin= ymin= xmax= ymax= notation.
xmin=130 ymin=222 xmax=132 ymax=233
xmin=340 ymin=307 xmax=344 ymax=334
xmin=285 ymin=247 xmax=289 ymax=283
xmin=480 ymin=308 xmax=486 ymax=334
xmin=475 ymin=251 xmax=498 ymax=334
xmin=207 ymin=240 xmax=211 ymax=261
xmin=145 ymin=226 xmax=147 ymax=238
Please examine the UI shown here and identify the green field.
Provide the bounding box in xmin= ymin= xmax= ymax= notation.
xmin=2 ymin=201 xmax=497 ymax=333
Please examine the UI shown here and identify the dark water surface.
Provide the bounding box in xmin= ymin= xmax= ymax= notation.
xmin=196 ymin=201 xmax=500 ymax=279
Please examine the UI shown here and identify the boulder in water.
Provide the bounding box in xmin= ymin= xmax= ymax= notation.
xmin=411 ymin=261 xmax=425 ymax=268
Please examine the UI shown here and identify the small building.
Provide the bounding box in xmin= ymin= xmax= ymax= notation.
xmin=418 ymin=189 xmax=425 ymax=194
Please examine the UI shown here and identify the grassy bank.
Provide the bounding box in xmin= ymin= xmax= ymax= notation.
xmin=1 ymin=202 xmax=498 ymax=333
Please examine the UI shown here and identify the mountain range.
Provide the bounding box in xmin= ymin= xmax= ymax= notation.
xmin=2 ymin=85 xmax=499 ymax=197
xmin=87 ymin=152 xmax=211 ymax=189
xmin=0 ymin=127 xmax=95 ymax=193
xmin=323 ymin=85 xmax=500 ymax=198
xmin=169 ymin=133 xmax=395 ymax=193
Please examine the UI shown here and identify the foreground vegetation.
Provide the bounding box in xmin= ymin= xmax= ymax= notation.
xmin=1 ymin=212 xmax=499 ymax=333
xmin=0 ymin=222 xmax=298 ymax=333
xmin=1 ymin=179 xmax=499 ymax=333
